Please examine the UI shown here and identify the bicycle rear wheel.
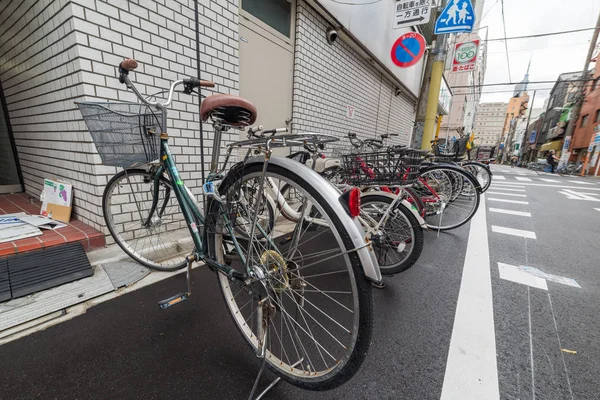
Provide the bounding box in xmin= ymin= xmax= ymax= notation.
xmin=206 ymin=161 xmax=373 ymax=391
xmin=102 ymin=168 xmax=190 ymax=271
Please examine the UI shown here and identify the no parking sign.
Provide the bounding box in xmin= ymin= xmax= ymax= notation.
xmin=390 ymin=32 xmax=426 ymax=68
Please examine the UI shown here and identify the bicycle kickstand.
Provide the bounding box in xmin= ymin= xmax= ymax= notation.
xmin=158 ymin=253 xmax=195 ymax=309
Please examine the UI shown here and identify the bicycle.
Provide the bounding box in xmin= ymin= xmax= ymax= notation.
xmin=77 ymin=58 xmax=382 ymax=390
xmin=342 ymin=134 xmax=482 ymax=231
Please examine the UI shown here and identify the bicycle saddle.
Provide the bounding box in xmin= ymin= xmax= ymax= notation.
xmin=200 ymin=94 xmax=257 ymax=126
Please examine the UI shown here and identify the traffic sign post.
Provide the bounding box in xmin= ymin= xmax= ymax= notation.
xmin=394 ymin=0 xmax=432 ymax=29
xmin=434 ymin=0 xmax=475 ymax=34
xmin=390 ymin=32 xmax=426 ymax=68
xmin=452 ymin=40 xmax=479 ymax=73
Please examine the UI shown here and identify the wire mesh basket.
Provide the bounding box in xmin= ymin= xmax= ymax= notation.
xmin=341 ymin=148 xmax=427 ymax=186
xmin=77 ymin=102 xmax=163 ymax=167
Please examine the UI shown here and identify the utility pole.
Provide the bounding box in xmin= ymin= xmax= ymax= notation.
xmin=560 ymin=11 xmax=600 ymax=166
xmin=420 ymin=1 xmax=448 ymax=149
xmin=519 ymin=90 xmax=536 ymax=163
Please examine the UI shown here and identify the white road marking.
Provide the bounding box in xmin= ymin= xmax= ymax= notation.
xmin=488 ymin=198 xmax=529 ymax=204
xmin=558 ymin=189 xmax=600 ymax=201
xmin=486 ymin=192 xmax=527 ymax=197
xmin=594 ymin=208 xmax=600 ymax=212
xmin=489 ymin=182 xmax=600 ymax=191
xmin=538 ymin=178 xmax=559 ymax=183
xmin=495 ymin=176 xmax=506 ymax=180
xmin=515 ymin=177 xmax=532 ymax=182
xmin=489 ymin=188 xmax=526 ymax=192
xmin=489 ymin=208 xmax=531 ymax=217
xmin=492 ymin=225 xmax=537 ymax=239
xmin=567 ymin=180 xmax=594 ymax=185
xmin=441 ymin=196 xmax=499 ymax=400
xmin=498 ymin=263 xmax=548 ymax=290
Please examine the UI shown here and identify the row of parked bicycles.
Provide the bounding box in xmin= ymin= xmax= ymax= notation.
xmin=77 ymin=59 xmax=493 ymax=394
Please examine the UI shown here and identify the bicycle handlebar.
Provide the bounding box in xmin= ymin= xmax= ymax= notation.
xmin=118 ymin=58 xmax=215 ymax=108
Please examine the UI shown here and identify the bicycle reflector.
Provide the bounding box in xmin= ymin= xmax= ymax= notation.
xmin=339 ymin=187 xmax=361 ymax=217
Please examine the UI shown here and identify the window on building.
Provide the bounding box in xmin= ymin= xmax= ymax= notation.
xmin=242 ymin=0 xmax=292 ymax=37
xmin=581 ymin=114 xmax=589 ymax=127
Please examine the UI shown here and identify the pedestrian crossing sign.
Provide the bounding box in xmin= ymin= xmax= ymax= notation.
xmin=434 ymin=0 xmax=475 ymax=34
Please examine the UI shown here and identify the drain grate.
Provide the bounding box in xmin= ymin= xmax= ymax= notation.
xmin=7 ymin=243 xmax=93 ymax=299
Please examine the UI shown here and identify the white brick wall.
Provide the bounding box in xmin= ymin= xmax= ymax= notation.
xmin=292 ymin=2 xmax=415 ymax=148
xmin=1 ymin=0 xmax=240 ymax=238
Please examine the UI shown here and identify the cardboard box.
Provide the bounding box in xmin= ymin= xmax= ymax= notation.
xmin=40 ymin=179 xmax=73 ymax=223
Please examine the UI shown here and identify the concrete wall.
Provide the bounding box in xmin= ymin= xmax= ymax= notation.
xmin=291 ymin=2 xmax=415 ymax=149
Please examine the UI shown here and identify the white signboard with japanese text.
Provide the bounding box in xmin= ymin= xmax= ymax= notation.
xmin=452 ymin=40 xmax=479 ymax=73
xmin=394 ymin=0 xmax=432 ymax=29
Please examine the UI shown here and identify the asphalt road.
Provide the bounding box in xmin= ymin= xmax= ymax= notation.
xmin=1 ymin=165 xmax=599 ymax=399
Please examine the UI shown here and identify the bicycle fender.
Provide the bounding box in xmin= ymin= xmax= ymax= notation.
xmin=401 ymin=199 xmax=426 ymax=227
xmin=238 ymin=156 xmax=383 ymax=285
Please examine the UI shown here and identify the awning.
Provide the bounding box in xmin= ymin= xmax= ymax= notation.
xmin=540 ymin=141 xmax=563 ymax=152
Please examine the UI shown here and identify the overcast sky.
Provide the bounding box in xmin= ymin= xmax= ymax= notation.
xmin=477 ymin=0 xmax=600 ymax=109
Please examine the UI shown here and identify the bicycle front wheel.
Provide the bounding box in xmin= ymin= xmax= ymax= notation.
xmin=462 ymin=162 xmax=492 ymax=192
xmin=418 ymin=166 xmax=481 ymax=231
xmin=103 ymin=168 xmax=191 ymax=271
xmin=360 ymin=193 xmax=424 ymax=275
xmin=206 ymin=161 xmax=373 ymax=391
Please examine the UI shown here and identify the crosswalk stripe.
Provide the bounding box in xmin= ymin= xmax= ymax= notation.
xmin=489 ymin=208 xmax=531 ymax=217
xmin=594 ymin=208 xmax=600 ymax=212
xmin=538 ymin=178 xmax=559 ymax=183
xmin=488 ymin=187 xmax=525 ymax=192
xmin=567 ymin=180 xmax=594 ymax=185
xmin=485 ymin=192 xmax=527 ymax=197
xmin=488 ymin=198 xmax=529 ymax=204
xmin=495 ymin=176 xmax=506 ymax=180
xmin=515 ymin=177 xmax=532 ymax=181
xmin=491 ymin=225 xmax=537 ymax=239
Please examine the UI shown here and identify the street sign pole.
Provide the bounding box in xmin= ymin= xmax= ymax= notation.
xmin=420 ymin=4 xmax=448 ymax=149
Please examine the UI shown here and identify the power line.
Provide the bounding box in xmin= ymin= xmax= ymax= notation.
xmin=484 ymin=27 xmax=598 ymax=42
xmin=451 ymin=78 xmax=594 ymax=88
xmin=499 ymin=0 xmax=512 ymax=82
xmin=452 ymin=88 xmax=553 ymax=95
xmin=480 ymin=0 xmax=500 ymax=23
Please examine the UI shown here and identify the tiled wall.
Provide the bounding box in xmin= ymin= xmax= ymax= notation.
xmin=0 ymin=0 xmax=240 ymax=239
xmin=291 ymin=2 xmax=415 ymax=149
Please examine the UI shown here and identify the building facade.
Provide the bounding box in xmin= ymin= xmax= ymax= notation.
xmin=472 ymin=102 xmax=507 ymax=147
xmin=1 ymin=0 xmax=421 ymax=239
xmin=571 ymin=62 xmax=600 ymax=167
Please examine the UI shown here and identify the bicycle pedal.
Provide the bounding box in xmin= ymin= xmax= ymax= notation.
xmin=158 ymin=292 xmax=189 ymax=309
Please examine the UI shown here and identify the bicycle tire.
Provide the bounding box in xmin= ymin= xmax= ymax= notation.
xmin=206 ymin=161 xmax=373 ymax=391
xmin=103 ymin=168 xmax=189 ymax=271
xmin=360 ymin=193 xmax=424 ymax=275
xmin=462 ymin=161 xmax=492 ymax=192
xmin=418 ymin=165 xmax=481 ymax=231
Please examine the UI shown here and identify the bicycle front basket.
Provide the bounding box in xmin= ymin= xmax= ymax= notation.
xmin=76 ymin=102 xmax=163 ymax=167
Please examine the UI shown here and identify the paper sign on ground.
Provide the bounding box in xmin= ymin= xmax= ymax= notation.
xmin=19 ymin=215 xmax=67 ymax=230
xmin=41 ymin=179 xmax=73 ymax=223
xmin=0 ymin=213 xmax=43 ymax=243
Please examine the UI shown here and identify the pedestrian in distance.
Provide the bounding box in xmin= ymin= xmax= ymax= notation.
xmin=546 ymin=149 xmax=560 ymax=173
xmin=511 ymin=155 xmax=518 ymax=168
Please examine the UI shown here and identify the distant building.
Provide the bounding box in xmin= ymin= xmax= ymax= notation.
xmin=472 ymin=102 xmax=507 ymax=147
xmin=571 ymin=61 xmax=600 ymax=175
